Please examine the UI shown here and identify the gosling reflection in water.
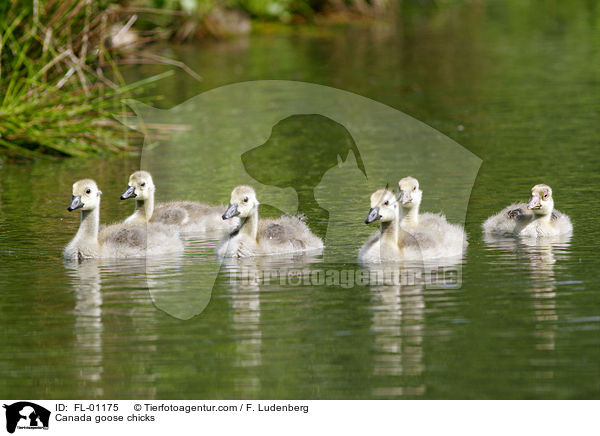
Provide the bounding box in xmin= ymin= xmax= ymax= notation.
xmin=220 ymin=251 xmax=324 ymax=288
xmin=220 ymin=252 xmax=323 ymax=396
xmin=67 ymin=257 xmax=191 ymax=399
xmin=65 ymin=261 xmax=104 ymax=398
xmin=224 ymin=257 xmax=263 ymax=396
xmin=362 ymin=256 xmax=462 ymax=398
xmin=366 ymin=264 xmax=427 ymax=398
xmin=483 ymin=234 xmax=572 ymax=354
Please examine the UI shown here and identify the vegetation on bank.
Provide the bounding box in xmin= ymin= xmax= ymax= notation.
xmin=120 ymin=0 xmax=393 ymax=39
xmin=0 ymin=0 xmax=393 ymax=160
xmin=129 ymin=0 xmax=391 ymax=21
xmin=0 ymin=0 xmax=175 ymax=159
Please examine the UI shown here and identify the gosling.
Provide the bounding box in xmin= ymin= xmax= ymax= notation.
xmin=482 ymin=184 xmax=572 ymax=237
xmin=120 ymin=170 xmax=238 ymax=233
xmin=64 ymin=179 xmax=183 ymax=261
xmin=397 ymin=176 xmax=467 ymax=256
xmin=359 ymin=186 xmax=466 ymax=263
xmin=216 ymin=185 xmax=323 ymax=258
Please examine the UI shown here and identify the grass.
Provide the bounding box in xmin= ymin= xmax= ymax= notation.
xmin=0 ymin=0 xmax=174 ymax=159
xmin=0 ymin=0 xmax=392 ymax=159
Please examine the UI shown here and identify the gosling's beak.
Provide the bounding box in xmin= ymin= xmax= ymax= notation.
xmin=528 ymin=195 xmax=541 ymax=210
xmin=364 ymin=207 xmax=381 ymax=224
xmin=120 ymin=185 xmax=136 ymax=200
xmin=401 ymin=193 xmax=411 ymax=205
xmin=222 ymin=203 xmax=240 ymax=220
xmin=67 ymin=195 xmax=83 ymax=211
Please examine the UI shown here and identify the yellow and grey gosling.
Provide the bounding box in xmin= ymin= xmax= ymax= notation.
xmin=397 ymin=176 xmax=467 ymax=256
xmin=359 ymin=182 xmax=466 ymax=264
xmin=482 ymin=184 xmax=572 ymax=237
xmin=216 ymin=185 xmax=323 ymax=258
xmin=64 ymin=179 xmax=183 ymax=262
xmin=120 ymin=170 xmax=239 ymax=234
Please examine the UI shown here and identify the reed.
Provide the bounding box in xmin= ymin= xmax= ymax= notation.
xmin=0 ymin=0 xmax=170 ymax=159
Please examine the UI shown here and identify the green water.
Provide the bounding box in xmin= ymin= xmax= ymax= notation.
xmin=1 ymin=1 xmax=599 ymax=399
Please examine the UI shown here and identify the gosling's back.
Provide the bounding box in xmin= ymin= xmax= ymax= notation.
xmin=482 ymin=203 xmax=572 ymax=236
xmin=217 ymin=215 xmax=324 ymax=258
xmin=99 ymin=223 xmax=183 ymax=258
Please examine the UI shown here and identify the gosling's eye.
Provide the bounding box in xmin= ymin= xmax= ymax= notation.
xmin=243 ymin=197 xmax=249 ymax=203
xmin=383 ymin=201 xmax=389 ymax=206
xmin=413 ymin=186 xmax=417 ymax=191
xmin=542 ymin=193 xmax=548 ymax=200
xmin=85 ymin=188 xmax=91 ymax=194
xmin=141 ymin=182 xmax=146 ymax=187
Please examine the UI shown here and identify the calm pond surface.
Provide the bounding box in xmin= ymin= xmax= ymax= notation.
xmin=1 ymin=1 xmax=599 ymax=399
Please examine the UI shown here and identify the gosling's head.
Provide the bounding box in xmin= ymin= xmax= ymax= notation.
xmin=120 ymin=170 xmax=155 ymax=201
xmin=223 ymin=185 xmax=259 ymax=220
xmin=67 ymin=179 xmax=102 ymax=212
xmin=528 ymin=184 xmax=554 ymax=215
xmin=397 ymin=176 xmax=422 ymax=209
xmin=365 ymin=189 xmax=398 ymax=224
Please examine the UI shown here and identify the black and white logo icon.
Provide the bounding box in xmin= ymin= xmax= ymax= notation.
xmin=3 ymin=402 xmax=50 ymax=434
